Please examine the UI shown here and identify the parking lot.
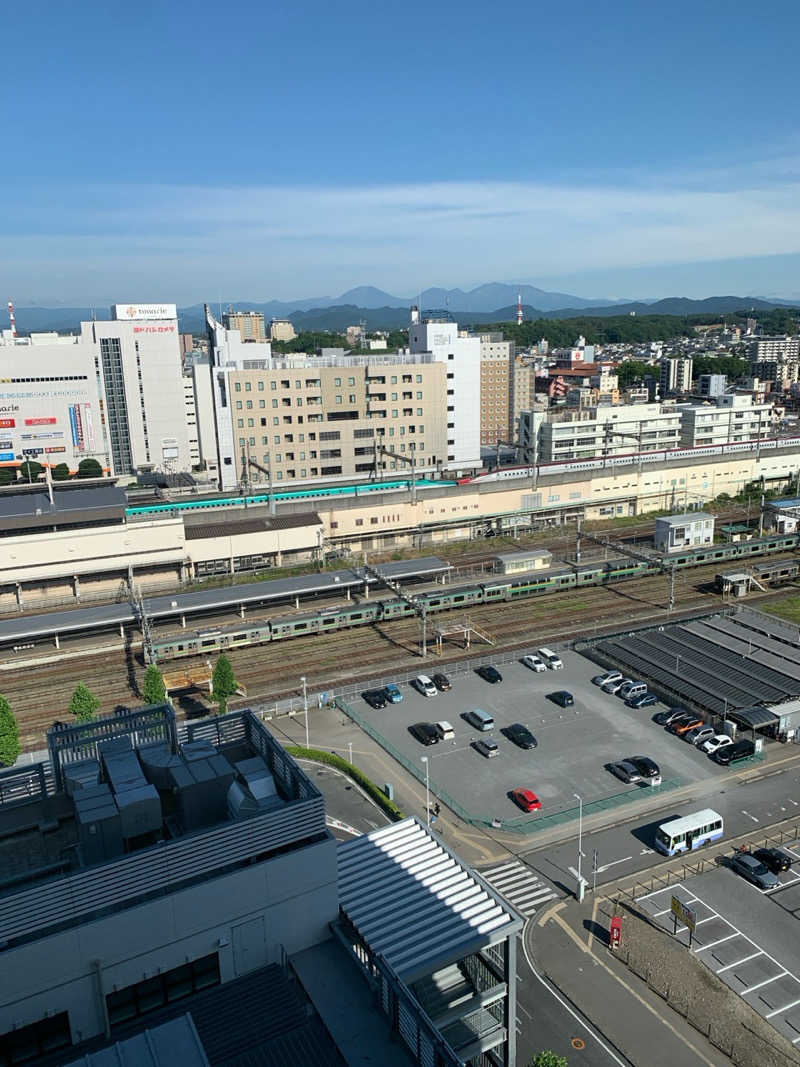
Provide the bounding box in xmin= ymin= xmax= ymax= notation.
xmin=638 ymin=851 xmax=800 ymax=1047
xmin=354 ymin=649 xmax=733 ymax=824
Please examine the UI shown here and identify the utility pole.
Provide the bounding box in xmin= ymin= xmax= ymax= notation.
xmin=374 ymin=443 xmax=418 ymax=503
xmin=362 ymin=562 xmax=429 ymax=658
xmin=134 ymin=589 xmax=154 ymax=665
xmin=576 ymin=517 xmax=582 ymax=564
xmin=669 ymin=565 xmax=676 ymax=612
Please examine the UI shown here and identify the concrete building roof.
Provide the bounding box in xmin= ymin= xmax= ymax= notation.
xmin=0 ymin=485 xmax=127 ymax=531
xmin=338 ymin=818 xmax=522 ymax=984
xmin=656 ymin=512 xmax=714 ymax=526
xmin=184 ymin=511 xmax=322 ymax=539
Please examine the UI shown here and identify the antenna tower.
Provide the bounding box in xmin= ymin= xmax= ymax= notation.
xmin=7 ymin=301 xmax=17 ymax=337
xmin=517 ymin=291 xmax=523 ymax=326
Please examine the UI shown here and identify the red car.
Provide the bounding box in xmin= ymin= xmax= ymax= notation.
xmin=511 ymin=788 xmax=542 ymax=812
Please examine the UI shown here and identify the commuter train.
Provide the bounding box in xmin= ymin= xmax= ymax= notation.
xmin=461 ymin=435 xmax=800 ymax=483
xmin=147 ymin=532 xmax=800 ymax=663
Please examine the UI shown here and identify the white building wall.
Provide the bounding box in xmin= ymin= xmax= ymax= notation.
xmin=408 ymin=319 xmax=481 ymax=470
xmin=189 ymin=357 xmax=218 ymax=474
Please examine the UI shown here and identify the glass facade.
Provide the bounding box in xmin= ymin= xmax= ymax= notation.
xmin=100 ymin=337 xmax=134 ymax=474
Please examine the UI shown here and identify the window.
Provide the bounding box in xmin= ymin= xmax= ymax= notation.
xmin=0 ymin=1011 xmax=72 ymax=1062
xmin=273 ymin=417 xmax=279 ymax=425
xmin=106 ymin=954 xmax=220 ymax=1028
xmin=246 ymin=400 xmax=253 ymax=409
xmin=334 ymin=377 xmax=342 ymax=386
xmin=275 ymin=453 xmax=282 ymax=462
xmin=236 ymin=400 xmax=243 ymax=409
xmin=271 ymin=380 xmax=277 ymax=390
xmin=295 ymin=380 xmax=301 ymax=388
xmin=272 ymin=398 xmax=278 ymax=407
xmin=274 ymin=435 xmax=281 ymax=444
xmin=234 ymin=382 xmax=242 ymax=392
xmin=245 ymin=381 xmax=252 ymax=391
xmin=348 ymin=376 xmax=355 ymax=386
xmin=259 ymin=399 xmax=265 ymax=408
xmin=391 ymin=375 xmax=397 ymax=384
xmin=417 ymin=391 xmax=423 ymax=399
xmin=349 ymin=394 xmax=356 ymax=403
xmin=237 ymin=418 xmax=244 ymax=428
xmin=247 ymin=418 xmax=254 ymax=427
xmin=392 ymin=409 xmax=398 ymax=418
xmin=356 ymin=518 xmax=364 ymax=526
xmin=258 ymin=381 xmax=265 ymax=391
xmin=336 ymin=395 xmax=343 ymax=404
xmin=417 ymin=408 xmax=423 ymax=416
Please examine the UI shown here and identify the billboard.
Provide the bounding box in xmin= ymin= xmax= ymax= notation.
xmin=68 ymin=404 xmax=96 ymax=453
xmin=0 ymin=419 xmax=15 ymax=429
xmin=25 ymin=417 xmax=57 ymax=426
xmin=112 ymin=303 xmax=178 ymax=321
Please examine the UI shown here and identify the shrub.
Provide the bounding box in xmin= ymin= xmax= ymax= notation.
xmin=285 ymin=745 xmax=405 ymax=820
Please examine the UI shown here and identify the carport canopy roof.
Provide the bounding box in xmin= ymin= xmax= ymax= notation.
xmin=727 ymin=706 xmax=779 ymax=730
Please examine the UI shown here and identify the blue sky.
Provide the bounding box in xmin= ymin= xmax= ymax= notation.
xmin=2 ymin=0 xmax=800 ymax=305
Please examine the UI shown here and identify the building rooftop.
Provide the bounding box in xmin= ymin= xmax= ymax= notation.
xmin=0 ymin=485 xmax=127 ymax=532
xmin=0 ymin=707 xmax=329 ymax=950
xmin=656 ymin=512 xmax=714 ymax=525
xmin=183 ymin=511 xmax=322 ymax=539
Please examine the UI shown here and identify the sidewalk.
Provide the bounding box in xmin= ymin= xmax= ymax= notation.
xmin=530 ymin=897 xmax=731 ymax=1067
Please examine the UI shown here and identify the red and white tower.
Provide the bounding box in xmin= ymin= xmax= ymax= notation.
xmin=7 ymin=301 xmax=17 ymax=337
xmin=517 ymin=291 xmax=523 ymax=326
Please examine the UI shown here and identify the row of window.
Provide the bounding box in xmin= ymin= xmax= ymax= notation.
xmin=233 ymin=374 xmax=425 ymax=392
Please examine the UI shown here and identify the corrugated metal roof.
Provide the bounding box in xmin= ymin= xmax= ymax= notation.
xmin=656 ymin=512 xmax=714 ymax=526
xmin=728 ymin=706 xmax=779 ymax=729
xmin=338 ymin=818 xmax=522 ymax=983
xmin=0 ymin=485 xmax=126 ymax=519
xmin=65 ymin=1015 xmax=209 ymax=1067
xmin=184 ymin=512 xmax=322 ymax=539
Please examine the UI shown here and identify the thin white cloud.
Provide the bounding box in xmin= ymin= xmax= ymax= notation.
xmin=3 ymin=163 xmax=800 ymax=302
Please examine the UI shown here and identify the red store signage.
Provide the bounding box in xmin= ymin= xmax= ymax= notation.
xmin=25 ymin=417 xmax=58 ymax=426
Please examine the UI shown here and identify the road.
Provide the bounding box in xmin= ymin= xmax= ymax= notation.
xmin=524 ymin=751 xmax=800 ymax=893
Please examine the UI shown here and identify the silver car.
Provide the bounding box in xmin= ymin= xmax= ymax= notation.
xmin=684 ymin=724 xmax=715 ymax=746
xmin=730 ymin=852 xmax=779 ymax=890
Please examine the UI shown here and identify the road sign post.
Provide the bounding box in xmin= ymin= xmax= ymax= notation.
xmin=670 ymin=895 xmax=697 ymax=948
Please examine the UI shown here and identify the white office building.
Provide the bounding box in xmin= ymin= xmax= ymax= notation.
xmin=408 ymin=309 xmax=481 ymax=471
xmin=536 ymin=403 xmax=682 ymax=463
xmin=679 ymin=394 xmax=774 ymax=448
xmin=660 ymin=356 xmax=693 ymax=395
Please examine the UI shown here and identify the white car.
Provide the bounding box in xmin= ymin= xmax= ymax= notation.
xmin=414 ymin=674 xmax=437 ymax=698
xmin=702 ymin=734 xmax=734 ymax=755
xmin=522 ymin=654 xmax=546 ymax=673
xmin=537 ymin=647 xmax=563 ymax=670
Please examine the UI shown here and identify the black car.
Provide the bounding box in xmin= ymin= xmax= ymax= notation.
xmin=476 ymin=665 xmax=502 ymax=684
xmin=409 ymin=722 xmax=439 ymax=746
xmin=363 ymin=689 xmax=387 ymax=709
xmin=505 ymin=723 xmax=538 ymax=749
xmin=548 ymin=690 xmax=574 ymax=707
xmin=628 ymin=755 xmax=661 ymax=782
xmin=753 ymin=847 xmax=793 ymax=873
xmin=653 ymin=705 xmax=691 ymax=727
xmin=433 ymin=673 xmax=452 ymax=692
xmin=713 ymin=738 xmax=756 ymax=765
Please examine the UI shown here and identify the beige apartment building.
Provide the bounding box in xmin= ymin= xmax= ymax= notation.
xmin=222 ymin=309 xmax=268 ymax=342
xmin=225 ymin=356 xmax=448 ymax=484
xmin=479 ymin=334 xmax=514 ymax=447
xmin=270 ymin=318 xmax=297 ymax=342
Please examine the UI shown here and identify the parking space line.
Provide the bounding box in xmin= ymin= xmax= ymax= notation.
xmin=742 ymin=972 xmax=788 ymax=994
xmin=695 ymin=932 xmax=738 ymax=952
xmin=716 ymin=951 xmax=763 ymax=973
xmin=694 ymin=916 xmax=716 ymax=925
xmin=767 ymin=995 xmax=800 ymax=1019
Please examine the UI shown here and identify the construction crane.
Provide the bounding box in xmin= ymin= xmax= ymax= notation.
xmin=373 ymin=443 xmax=420 ymax=502
xmin=361 ymin=562 xmax=430 ymax=657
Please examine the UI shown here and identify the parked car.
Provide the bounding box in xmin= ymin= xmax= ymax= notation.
xmin=608 ymin=759 xmax=645 ymax=784
xmin=523 ymin=653 xmax=547 ymax=673
xmin=627 ymin=692 xmax=659 ymax=709
xmin=504 ymin=723 xmax=538 ymax=749
xmin=414 ymin=675 xmax=438 ymax=697
xmin=752 ymin=847 xmax=793 ymax=873
xmin=474 ymin=739 xmax=499 ymax=759
xmin=464 ymin=708 xmax=495 ymax=731
xmin=476 ymin=665 xmax=502 ymax=684
xmin=673 ymin=717 xmax=705 ymax=736
xmin=730 ymin=851 xmax=779 ymax=890
xmin=434 ymin=720 xmax=455 ymax=741
xmin=684 ymin=724 xmax=715 ymax=746
xmin=618 ymin=681 xmax=647 ymax=701
xmin=432 ymin=673 xmax=452 ymax=692
xmin=713 ymin=738 xmax=756 ymax=765
xmin=363 ymin=689 xmax=387 ymax=709
xmin=602 ymin=677 xmax=632 ymax=695
xmin=383 ymin=683 xmax=403 ymax=703
xmin=666 ymin=713 xmax=701 ymax=735
xmin=654 ymin=706 xmax=691 ymax=726
xmin=702 ymin=734 xmax=733 ymax=755
xmin=538 ymin=647 xmax=563 ymax=669
xmin=627 ymin=755 xmax=662 ymax=785
xmin=409 ymin=722 xmax=439 ymax=746
xmin=593 ymin=670 xmax=623 ymax=687
xmin=510 ymin=788 xmax=542 ymax=812
xmin=548 ymin=690 xmax=574 ymax=707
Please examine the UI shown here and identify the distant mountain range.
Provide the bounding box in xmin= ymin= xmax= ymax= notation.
xmin=1 ymin=287 xmax=795 ymax=336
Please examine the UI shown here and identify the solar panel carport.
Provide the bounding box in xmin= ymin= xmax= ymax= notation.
xmin=0 ymin=557 xmax=451 ymax=646
xmin=595 ymin=609 xmax=800 ymax=718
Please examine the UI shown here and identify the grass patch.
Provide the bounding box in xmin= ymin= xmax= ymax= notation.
xmin=286 ymin=744 xmax=405 ymax=821
xmin=762 ymin=596 xmax=800 ymax=624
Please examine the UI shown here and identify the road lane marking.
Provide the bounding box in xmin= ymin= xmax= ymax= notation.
xmin=741 ymin=810 xmax=759 ymax=822
xmin=742 ymin=972 xmax=788 ymax=994
xmin=716 ymin=951 xmax=762 ymax=973
xmin=597 ymin=856 xmax=632 ymax=873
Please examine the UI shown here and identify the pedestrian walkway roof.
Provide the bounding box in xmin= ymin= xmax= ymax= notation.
xmin=337 ymin=818 xmax=522 ymax=984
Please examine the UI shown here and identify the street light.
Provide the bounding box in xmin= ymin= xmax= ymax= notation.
xmin=300 ymin=675 xmax=309 ymax=748
xmin=574 ymin=792 xmax=584 ymax=902
xmin=421 ymin=756 xmax=430 ymax=828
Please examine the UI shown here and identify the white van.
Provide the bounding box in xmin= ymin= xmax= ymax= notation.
xmin=537 ymin=647 xmax=563 ymax=670
xmin=619 ymin=680 xmax=646 ymax=700
xmin=414 ymin=675 xmax=437 ymax=697
xmin=434 ymin=721 xmax=455 ymax=741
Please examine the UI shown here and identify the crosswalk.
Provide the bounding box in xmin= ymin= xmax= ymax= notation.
xmin=479 ymin=859 xmax=558 ymax=917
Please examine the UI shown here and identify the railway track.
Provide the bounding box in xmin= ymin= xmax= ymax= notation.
xmin=6 ymin=553 xmax=796 ymax=754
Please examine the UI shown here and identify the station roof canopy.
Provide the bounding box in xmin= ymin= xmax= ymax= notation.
xmin=0 ymin=485 xmax=127 ymax=532
xmin=0 ymin=557 xmax=451 ymax=643
xmin=338 ymin=818 xmax=522 ymax=984
xmin=727 ymin=706 xmax=779 ymax=731
xmin=768 ymin=498 xmax=800 ymax=511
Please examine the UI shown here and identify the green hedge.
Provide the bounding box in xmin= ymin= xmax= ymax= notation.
xmin=286 ymin=745 xmax=405 ymax=821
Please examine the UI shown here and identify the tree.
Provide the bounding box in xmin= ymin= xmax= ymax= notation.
xmin=77 ymin=458 xmax=103 ymax=479
xmin=142 ymin=664 xmax=167 ymax=705
xmin=0 ymin=467 xmax=16 ymax=486
xmin=211 ymin=654 xmax=238 ymax=715
xmin=0 ymin=694 xmax=21 ymax=767
xmin=19 ymin=460 xmax=43 ymax=482
xmin=529 ymin=1053 xmax=568 ymax=1067
xmin=69 ymin=683 xmax=100 ymax=723
xmin=51 ymin=463 xmax=71 ymax=481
